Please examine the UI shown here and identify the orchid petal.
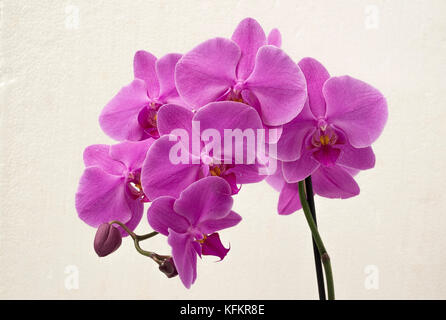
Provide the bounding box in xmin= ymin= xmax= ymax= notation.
xmin=278 ymin=182 xmax=302 ymax=215
xmin=245 ymin=45 xmax=307 ymax=126
xmin=75 ymin=167 xmax=134 ymax=227
xmin=147 ymin=197 xmax=189 ymax=236
xmin=119 ymin=196 xmax=144 ymax=237
xmin=337 ymin=144 xmax=375 ymax=170
xmin=193 ymin=101 xmax=263 ymax=163
xmin=312 ymin=146 xmax=341 ymax=167
xmin=231 ymin=17 xmax=266 ymax=80
xmin=109 ymin=139 xmax=153 ymax=172
xmin=83 ymin=144 xmax=124 ymax=176
xmin=265 ymin=163 xmax=285 ymax=192
xmin=133 ymin=50 xmax=159 ymax=98
xmin=99 ymin=79 xmax=148 ymax=141
xmin=198 ymin=210 xmax=242 ymax=235
xmin=222 ymin=173 xmax=241 ymax=195
xmin=274 ymin=102 xmax=316 ymax=161
xmin=174 ymin=176 xmax=233 ymax=226
xmin=156 ymin=53 xmax=183 ymax=102
xmin=225 ymin=163 xmax=266 ymax=184
xmin=201 ymin=233 xmax=230 ymax=261
xmin=298 ymin=57 xmax=330 ymax=118
xmin=282 ymin=151 xmax=320 ymax=183
xmin=141 ymin=135 xmax=200 ymax=200
xmin=157 ymin=104 xmax=193 ymax=136
xmin=168 ymin=229 xmax=197 ymax=289
xmin=267 ymin=28 xmax=282 ymax=47
xmin=324 ymin=76 xmax=388 ymax=148
xmin=175 ymin=38 xmax=240 ymax=109
xmin=312 ymin=166 xmax=360 ymax=199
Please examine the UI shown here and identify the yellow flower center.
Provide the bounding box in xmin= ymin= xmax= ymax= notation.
xmin=319 ymin=134 xmax=331 ymax=146
xmin=197 ymin=235 xmax=207 ymax=244
xmin=209 ymin=166 xmax=222 ymax=176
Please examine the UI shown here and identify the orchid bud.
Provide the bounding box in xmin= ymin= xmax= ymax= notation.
xmin=94 ymin=223 xmax=122 ymax=257
xmin=159 ymin=257 xmax=178 ymax=278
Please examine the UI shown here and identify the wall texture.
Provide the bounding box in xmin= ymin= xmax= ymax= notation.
xmin=1 ymin=0 xmax=445 ymax=299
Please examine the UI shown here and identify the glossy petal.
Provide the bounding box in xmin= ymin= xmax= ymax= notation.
xmin=156 ymin=53 xmax=182 ymax=102
xmin=157 ymin=104 xmax=193 ymax=136
xmin=99 ymin=79 xmax=148 ymax=141
xmin=174 ymin=177 xmax=233 ymax=226
xmin=312 ymin=146 xmax=341 ymax=167
xmin=324 ymin=76 xmax=388 ymax=148
xmin=278 ymin=182 xmax=302 ymax=215
xmin=75 ymin=167 xmax=132 ymax=227
xmin=175 ymin=38 xmax=240 ymax=109
xmin=109 ymin=139 xmax=153 ymax=172
xmin=337 ymin=145 xmax=375 ymax=170
xmin=275 ymin=103 xmax=316 ymax=161
xmin=133 ymin=50 xmax=159 ymax=98
xmin=193 ymin=101 xmax=263 ymax=162
xmin=226 ymin=163 xmax=266 ymax=183
xmin=282 ymin=151 xmax=320 ymax=183
xmin=147 ymin=196 xmax=189 ymax=236
xmin=231 ymin=17 xmax=266 ymax=79
xmin=245 ymin=45 xmax=307 ymax=126
xmin=221 ymin=173 xmax=241 ymax=195
xmin=312 ymin=166 xmax=360 ymax=199
xmin=265 ymin=163 xmax=285 ymax=192
xmin=198 ymin=210 xmax=242 ymax=234
xmin=120 ymin=196 xmax=143 ymax=236
xmin=267 ymin=28 xmax=282 ymax=47
xmin=298 ymin=57 xmax=330 ymax=118
xmin=201 ymin=233 xmax=230 ymax=261
xmin=83 ymin=144 xmax=124 ymax=176
xmin=168 ymin=229 xmax=197 ymax=289
xmin=141 ymin=136 xmax=200 ymax=200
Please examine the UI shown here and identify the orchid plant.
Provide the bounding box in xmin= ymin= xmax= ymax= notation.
xmin=75 ymin=18 xmax=387 ymax=299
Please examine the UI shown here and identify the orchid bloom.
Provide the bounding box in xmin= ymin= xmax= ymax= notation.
xmin=140 ymin=101 xmax=266 ymax=200
xmin=274 ymin=57 xmax=388 ymax=192
xmin=75 ymin=139 xmax=153 ymax=235
xmin=175 ymin=17 xmax=307 ymax=133
xmin=147 ymin=176 xmax=242 ymax=288
xmin=99 ymin=51 xmax=184 ymax=141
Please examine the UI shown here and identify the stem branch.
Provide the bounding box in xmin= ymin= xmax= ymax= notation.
xmin=305 ymin=176 xmax=326 ymax=300
xmin=298 ymin=181 xmax=335 ymax=300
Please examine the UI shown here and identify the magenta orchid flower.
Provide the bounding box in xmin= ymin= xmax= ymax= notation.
xmin=75 ymin=139 xmax=153 ymax=235
xmin=99 ymin=51 xmax=184 ymax=141
xmin=175 ymin=17 xmax=307 ymax=129
xmin=140 ymin=101 xmax=266 ymax=201
xmin=274 ymin=57 xmax=388 ymax=188
xmin=147 ymin=176 xmax=242 ymax=288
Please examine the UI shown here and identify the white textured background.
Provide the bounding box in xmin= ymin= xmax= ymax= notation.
xmin=1 ymin=0 xmax=446 ymax=299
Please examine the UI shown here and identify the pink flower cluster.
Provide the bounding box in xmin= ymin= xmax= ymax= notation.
xmin=75 ymin=18 xmax=387 ymax=288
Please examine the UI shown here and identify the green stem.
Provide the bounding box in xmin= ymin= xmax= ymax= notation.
xmin=109 ymin=220 xmax=159 ymax=241
xmin=298 ymin=181 xmax=335 ymax=300
xmin=136 ymin=231 xmax=159 ymax=241
xmin=109 ymin=220 xmax=163 ymax=264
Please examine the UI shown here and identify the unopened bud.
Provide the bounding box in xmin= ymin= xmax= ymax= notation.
xmin=94 ymin=223 xmax=122 ymax=257
xmin=159 ymin=257 xmax=178 ymax=278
